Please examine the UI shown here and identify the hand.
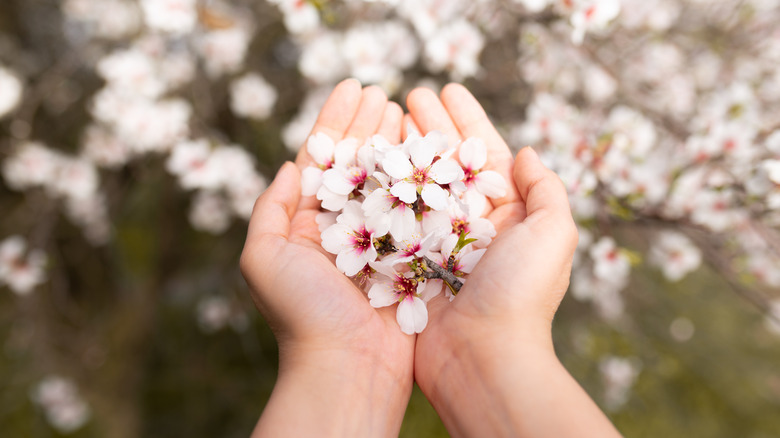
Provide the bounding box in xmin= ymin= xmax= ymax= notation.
xmin=407 ymin=84 xmax=620 ymax=437
xmin=240 ymin=79 xmax=414 ymax=437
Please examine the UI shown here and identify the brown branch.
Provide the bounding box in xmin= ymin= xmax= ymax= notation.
xmin=422 ymin=255 xmax=463 ymax=293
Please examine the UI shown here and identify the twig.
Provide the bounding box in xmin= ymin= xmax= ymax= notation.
xmin=422 ymin=255 xmax=463 ymax=293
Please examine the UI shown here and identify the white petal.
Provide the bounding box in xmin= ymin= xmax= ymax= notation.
xmin=459 ymin=248 xmax=486 ymax=273
xmin=333 ymin=138 xmax=359 ymax=167
xmin=321 ymin=224 xmax=352 ymax=254
xmin=381 ymin=150 xmax=413 ymax=180
xmin=338 ymin=201 xmax=365 ymax=229
xmin=475 ymin=171 xmax=508 ymax=198
xmin=337 ymin=249 xmax=367 ymax=276
xmin=421 ymin=279 xmax=444 ymax=302
xmin=368 ymin=282 xmax=398 ymax=308
xmin=396 ymin=296 xmax=428 ymax=334
xmin=369 ymin=259 xmax=400 ymax=278
xmin=391 ymin=181 xmax=418 ymax=204
xmin=357 ymin=145 xmax=376 ymax=173
xmin=424 ymin=130 xmax=449 ymax=154
xmin=322 ymin=168 xmax=356 ymax=195
xmin=429 ymin=158 xmax=463 ymax=184
xmin=421 ymin=184 xmax=450 ymax=211
xmin=317 ymin=186 xmax=348 ymax=211
xmin=459 ymin=137 xmax=487 ymax=170
xmin=315 ymin=212 xmax=338 ymax=232
xmin=301 ymin=167 xmax=324 ymax=196
xmin=389 ymin=205 xmax=416 ymax=241
xmin=362 ymin=188 xmax=392 ymax=214
xmin=307 ymin=133 xmax=335 ymax=166
xmin=422 ymin=210 xmax=453 ymax=237
xmin=409 ymin=137 xmax=436 ymax=168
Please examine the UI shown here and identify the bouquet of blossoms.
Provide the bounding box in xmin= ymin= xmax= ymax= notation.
xmin=301 ymin=130 xmax=508 ymax=334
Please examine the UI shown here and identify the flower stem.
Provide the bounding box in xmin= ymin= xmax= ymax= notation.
xmin=422 ymin=256 xmax=463 ymax=293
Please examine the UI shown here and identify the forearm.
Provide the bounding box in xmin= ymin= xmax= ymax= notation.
xmin=427 ymin=328 xmax=621 ymax=438
xmin=252 ymin=346 xmax=412 ymax=438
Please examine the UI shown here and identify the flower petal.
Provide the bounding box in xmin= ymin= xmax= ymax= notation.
xmin=336 ymin=248 xmax=368 ymax=276
xmin=321 ymin=224 xmax=352 ymax=254
xmin=307 ymin=132 xmax=335 ymax=166
xmin=396 ymin=296 xmax=428 ymax=334
xmin=409 ymin=136 xmax=436 ymax=168
xmin=475 ymin=170 xmax=508 ymax=198
xmin=429 ymin=158 xmax=463 ymax=184
xmin=322 ymin=168 xmax=356 ymax=195
xmin=333 ymin=138 xmax=359 ymax=167
xmin=382 ymin=150 xmax=413 ymax=180
xmin=301 ymin=167 xmax=324 ymax=196
xmin=421 ymin=184 xmax=450 ymax=211
xmin=459 ymin=137 xmax=487 ymax=170
xmin=317 ymin=186 xmax=348 ymax=212
xmin=391 ymin=180 xmax=418 ymax=204
xmin=459 ymin=248 xmax=487 ymax=273
xmin=368 ymin=282 xmax=398 ymax=308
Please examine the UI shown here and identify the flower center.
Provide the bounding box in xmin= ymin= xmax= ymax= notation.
xmin=351 ymin=227 xmax=372 ymax=253
xmin=394 ymin=275 xmax=417 ymax=298
xmin=412 ymin=168 xmax=428 ymax=185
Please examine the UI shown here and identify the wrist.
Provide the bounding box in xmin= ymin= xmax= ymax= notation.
xmin=417 ymin=315 xmax=559 ymax=437
xmin=254 ymin=342 xmax=412 ymax=438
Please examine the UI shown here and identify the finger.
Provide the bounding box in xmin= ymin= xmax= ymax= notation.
xmin=245 ymin=162 xmax=301 ymax=244
xmin=345 ymin=86 xmax=388 ymax=140
xmin=406 ymin=87 xmax=462 ymax=147
xmin=401 ymin=114 xmax=420 ymax=140
xmin=441 ymin=83 xmax=520 ymax=207
xmin=513 ymin=147 xmax=577 ymax=247
xmin=295 ymin=78 xmax=363 ymax=169
xmin=377 ymin=101 xmax=403 ymax=144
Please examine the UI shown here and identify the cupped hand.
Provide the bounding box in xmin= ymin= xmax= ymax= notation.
xmin=406 ymin=84 xmax=579 ymax=429
xmin=240 ymin=79 xmax=414 ymax=437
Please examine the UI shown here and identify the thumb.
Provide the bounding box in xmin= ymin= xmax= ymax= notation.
xmin=245 ymin=161 xmax=301 ymax=245
xmin=512 ymin=147 xmax=578 ymax=249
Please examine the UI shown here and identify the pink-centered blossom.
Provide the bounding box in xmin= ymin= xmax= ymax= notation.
xmin=321 ymin=201 xmax=390 ymax=276
xmin=382 ymin=132 xmax=463 ymax=211
xmin=458 ymin=137 xmax=508 ymax=199
xmin=0 ymin=235 xmax=47 ymax=295
xmin=367 ymin=260 xmax=429 ymax=335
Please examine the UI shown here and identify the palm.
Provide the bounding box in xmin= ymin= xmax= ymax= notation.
xmin=242 ymin=80 xmax=414 ymax=382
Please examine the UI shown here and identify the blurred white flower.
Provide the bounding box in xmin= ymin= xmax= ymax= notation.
xmin=31 ymin=376 xmax=91 ymax=433
xmin=649 ymin=231 xmax=702 ymax=282
xmin=299 ymin=31 xmax=347 ymax=84
xmin=270 ymin=0 xmax=321 ymax=35
xmin=0 ymin=66 xmax=23 ymax=119
xmin=196 ymin=27 xmax=252 ymax=77
xmin=0 ymin=236 xmax=47 ymax=295
xmin=599 ymin=356 xmax=640 ymax=411
xmin=50 ymin=158 xmax=99 ymax=201
xmin=589 ymin=237 xmax=631 ymax=283
xmin=197 ymin=296 xmax=232 ymax=333
xmin=140 ymin=0 xmax=197 ymax=35
xmin=62 ymin=0 xmax=141 ymax=40
xmin=2 ymin=142 xmax=61 ymax=191
xmin=189 ymin=191 xmax=232 ymax=234
xmin=569 ymin=0 xmax=621 ymax=45
xmin=167 ymin=139 xmax=222 ymax=190
xmin=424 ymin=19 xmax=484 ymax=80
xmin=229 ymin=73 xmax=278 ymax=120
xmin=81 ymin=124 xmax=132 ymax=169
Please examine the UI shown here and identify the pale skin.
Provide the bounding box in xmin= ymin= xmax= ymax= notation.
xmin=240 ymin=78 xmax=623 ymax=437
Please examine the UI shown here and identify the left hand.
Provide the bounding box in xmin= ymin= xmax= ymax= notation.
xmin=241 ymin=79 xmax=414 ymax=437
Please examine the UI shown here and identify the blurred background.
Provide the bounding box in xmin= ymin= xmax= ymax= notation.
xmin=1 ymin=0 xmax=780 ymax=436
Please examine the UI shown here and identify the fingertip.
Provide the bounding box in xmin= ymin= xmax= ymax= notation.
xmin=377 ymin=101 xmax=404 ymax=144
xmin=405 ymin=86 xmax=430 ymax=109
xmin=402 ymin=114 xmax=420 ymax=139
